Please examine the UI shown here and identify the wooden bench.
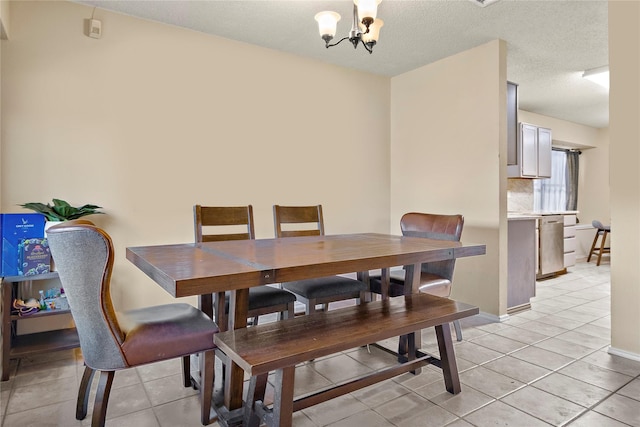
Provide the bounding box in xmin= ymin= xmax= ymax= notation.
xmin=214 ymin=293 xmax=478 ymax=427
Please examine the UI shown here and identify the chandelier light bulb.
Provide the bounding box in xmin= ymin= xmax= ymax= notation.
xmin=354 ymin=0 xmax=381 ymax=28
xmin=362 ymin=18 xmax=383 ymax=44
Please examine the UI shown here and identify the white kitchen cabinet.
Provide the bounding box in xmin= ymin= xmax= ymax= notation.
xmin=563 ymin=214 xmax=577 ymax=268
xmin=508 ymin=123 xmax=552 ymax=178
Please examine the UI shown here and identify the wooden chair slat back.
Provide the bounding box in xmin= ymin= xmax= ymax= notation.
xmin=273 ymin=205 xmax=324 ymax=238
xmin=194 ymin=205 xmax=255 ymax=242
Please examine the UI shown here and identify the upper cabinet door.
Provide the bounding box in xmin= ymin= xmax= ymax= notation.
xmin=520 ymin=123 xmax=539 ymax=177
xmin=537 ymin=127 xmax=552 ymax=178
xmin=510 ymin=122 xmax=553 ymax=179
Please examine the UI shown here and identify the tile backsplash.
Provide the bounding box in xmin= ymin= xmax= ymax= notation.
xmin=507 ymin=179 xmax=534 ymax=211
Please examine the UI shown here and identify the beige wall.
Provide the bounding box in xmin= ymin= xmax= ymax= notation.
xmin=518 ymin=110 xmax=602 ymax=149
xmin=609 ymin=1 xmax=640 ymax=357
xmin=577 ymin=127 xmax=611 ymax=257
xmin=5 ymin=1 xmax=636 ymax=361
xmin=390 ymin=40 xmax=507 ymax=317
xmin=1 ymin=1 xmax=391 ymax=310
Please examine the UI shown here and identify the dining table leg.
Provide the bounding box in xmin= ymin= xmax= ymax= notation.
xmin=198 ymin=294 xmax=214 ymax=320
xmin=399 ymin=263 xmax=422 ymax=372
xmin=380 ymin=268 xmax=391 ymax=301
xmin=436 ymin=322 xmax=461 ymax=394
xmin=224 ymin=287 xmax=250 ymax=411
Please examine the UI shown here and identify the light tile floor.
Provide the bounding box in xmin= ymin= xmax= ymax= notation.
xmin=2 ymin=261 xmax=640 ymax=426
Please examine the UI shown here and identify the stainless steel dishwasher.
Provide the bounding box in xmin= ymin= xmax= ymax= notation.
xmin=538 ymin=215 xmax=565 ymax=277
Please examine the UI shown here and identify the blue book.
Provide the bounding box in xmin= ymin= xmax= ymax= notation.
xmin=1 ymin=213 xmax=46 ymax=277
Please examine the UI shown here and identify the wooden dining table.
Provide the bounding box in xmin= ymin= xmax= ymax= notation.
xmin=126 ymin=232 xmax=486 ymax=424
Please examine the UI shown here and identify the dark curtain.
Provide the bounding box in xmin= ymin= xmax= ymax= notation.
xmin=566 ymin=151 xmax=580 ymax=211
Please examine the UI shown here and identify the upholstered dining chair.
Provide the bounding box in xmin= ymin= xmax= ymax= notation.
xmin=587 ymin=220 xmax=611 ymax=266
xmin=273 ymin=204 xmax=369 ymax=314
xmin=47 ymin=221 xmax=217 ymax=427
xmin=369 ymin=212 xmax=465 ymax=341
xmin=194 ymin=205 xmax=296 ymax=327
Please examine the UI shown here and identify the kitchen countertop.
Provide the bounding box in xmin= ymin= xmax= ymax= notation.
xmin=507 ymin=211 xmax=579 ymax=220
xmin=507 ymin=213 xmax=541 ymax=220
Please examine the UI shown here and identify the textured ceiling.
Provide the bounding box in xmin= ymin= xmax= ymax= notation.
xmin=76 ymin=0 xmax=609 ymax=129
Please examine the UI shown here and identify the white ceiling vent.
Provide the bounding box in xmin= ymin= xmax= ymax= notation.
xmin=468 ymin=0 xmax=501 ymax=7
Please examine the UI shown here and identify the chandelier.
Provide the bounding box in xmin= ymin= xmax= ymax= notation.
xmin=314 ymin=0 xmax=384 ymax=54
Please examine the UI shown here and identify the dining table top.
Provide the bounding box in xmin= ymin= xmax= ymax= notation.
xmin=126 ymin=232 xmax=486 ymax=298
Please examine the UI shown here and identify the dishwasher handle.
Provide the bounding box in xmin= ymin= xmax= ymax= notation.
xmin=541 ymin=215 xmax=563 ymax=225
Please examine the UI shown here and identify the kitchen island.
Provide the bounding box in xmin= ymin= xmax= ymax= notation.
xmin=507 ymin=211 xmax=578 ymax=313
xmin=507 ymin=214 xmax=538 ymax=313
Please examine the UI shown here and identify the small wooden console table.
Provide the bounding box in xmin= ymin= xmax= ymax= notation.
xmin=1 ymin=272 xmax=79 ymax=381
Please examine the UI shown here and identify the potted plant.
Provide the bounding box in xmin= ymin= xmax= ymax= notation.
xmin=20 ymin=198 xmax=104 ymax=222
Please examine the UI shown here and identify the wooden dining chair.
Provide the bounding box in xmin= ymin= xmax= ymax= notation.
xmin=194 ymin=205 xmax=296 ymax=327
xmin=273 ymin=204 xmax=368 ymax=314
xmin=47 ymin=221 xmax=217 ymax=426
xmin=369 ymin=212 xmax=465 ymax=341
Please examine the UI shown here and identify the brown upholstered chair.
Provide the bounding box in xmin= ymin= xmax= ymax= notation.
xmin=194 ymin=205 xmax=296 ymax=327
xmin=369 ymin=212 xmax=465 ymax=341
xmin=273 ymin=205 xmax=368 ymax=314
xmin=587 ymin=220 xmax=611 ymax=266
xmin=47 ymin=222 xmax=217 ymax=427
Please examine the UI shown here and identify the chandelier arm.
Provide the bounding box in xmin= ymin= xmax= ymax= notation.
xmin=360 ymin=39 xmax=373 ymax=54
xmin=325 ymin=36 xmax=350 ymax=49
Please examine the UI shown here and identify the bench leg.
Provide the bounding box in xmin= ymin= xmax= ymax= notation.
xmin=244 ymin=373 xmax=269 ymax=427
xmin=271 ymin=366 xmax=295 ymax=427
xmin=435 ymin=323 xmax=461 ymax=394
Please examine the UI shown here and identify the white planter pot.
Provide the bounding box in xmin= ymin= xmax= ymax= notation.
xmin=44 ymin=221 xmax=64 ymax=238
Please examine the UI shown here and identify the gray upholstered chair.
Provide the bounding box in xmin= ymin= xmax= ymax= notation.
xmin=273 ymin=205 xmax=368 ymax=314
xmin=47 ymin=221 xmax=217 ymax=427
xmin=588 ymin=220 xmax=611 ymax=266
xmin=369 ymin=212 xmax=465 ymax=341
xmin=194 ymin=205 xmax=296 ymax=327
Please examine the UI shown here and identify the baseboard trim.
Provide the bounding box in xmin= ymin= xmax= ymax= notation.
xmin=477 ymin=311 xmax=510 ymax=323
xmin=608 ymin=346 xmax=640 ymax=362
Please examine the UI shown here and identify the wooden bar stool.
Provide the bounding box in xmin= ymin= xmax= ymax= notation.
xmin=587 ymin=220 xmax=610 ymax=266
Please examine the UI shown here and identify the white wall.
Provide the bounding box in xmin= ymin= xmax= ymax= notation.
xmin=609 ymin=1 xmax=640 ymax=358
xmin=518 ymin=110 xmax=602 ymax=149
xmin=390 ymin=40 xmax=507 ymax=317
xmin=1 ymin=1 xmax=391 ymax=310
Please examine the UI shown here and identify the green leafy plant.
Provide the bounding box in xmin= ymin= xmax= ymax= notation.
xmin=20 ymin=198 xmax=104 ymax=221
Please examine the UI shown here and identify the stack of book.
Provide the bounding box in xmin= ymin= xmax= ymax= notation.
xmin=0 ymin=213 xmax=47 ymax=277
